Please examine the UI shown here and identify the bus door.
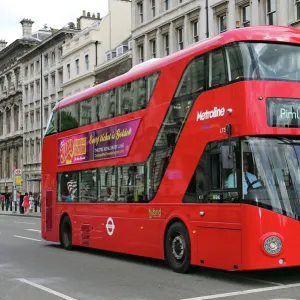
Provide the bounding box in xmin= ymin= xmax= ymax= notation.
xmin=185 ymin=139 xmax=242 ymax=270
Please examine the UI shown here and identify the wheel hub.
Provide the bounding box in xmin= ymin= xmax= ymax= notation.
xmin=172 ymin=235 xmax=185 ymax=260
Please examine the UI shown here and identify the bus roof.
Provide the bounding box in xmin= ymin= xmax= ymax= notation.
xmin=56 ymin=25 xmax=300 ymax=110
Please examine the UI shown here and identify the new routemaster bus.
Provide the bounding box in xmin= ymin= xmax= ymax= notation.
xmin=42 ymin=26 xmax=300 ymax=273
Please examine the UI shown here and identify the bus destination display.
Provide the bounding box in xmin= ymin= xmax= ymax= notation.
xmin=267 ymin=98 xmax=300 ymax=128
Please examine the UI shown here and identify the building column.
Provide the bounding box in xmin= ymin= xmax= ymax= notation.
xmin=3 ymin=110 xmax=6 ymax=135
xmin=10 ymin=147 xmax=14 ymax=179
xmin=183 ymin=15 xmax=189 ymax=48
xmin=144 ymin=37 xmax=148 ymax=62
xmin=156 ymin=29 xmax=161 ymax=58
xmin=169 ymin=22 xmax=174 ymax=55
xmin=251 ymin=0 xmax=260 ymax=26
xmin=227 ymin=0 xmax=236 ymax=31
xmin=277 ymin=0 xmax=288 ymax=26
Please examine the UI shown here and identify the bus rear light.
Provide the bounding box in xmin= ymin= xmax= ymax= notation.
xmin=263 ymin=235 xmax=283 ymax=256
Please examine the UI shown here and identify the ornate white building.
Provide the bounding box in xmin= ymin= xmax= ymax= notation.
xmin=131 ymin=0 xmax=300 ymax=65
xmin=62 ymin=0 xmax=132 ymax=97
xmin=0 ymin=19 xmax=50 ymax=192
xmin=20 ymin=28 xmax=78 ymax=193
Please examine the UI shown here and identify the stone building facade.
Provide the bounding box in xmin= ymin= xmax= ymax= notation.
xmin=131 ymin=0 xmax=300 ymax=66
xmin=62 ymin=0 xmax=132 ymax=97
xmin=20 ymin=28 xmax=77 ymax=193
xmin=0 ymin=19 xmax=45 ymax=192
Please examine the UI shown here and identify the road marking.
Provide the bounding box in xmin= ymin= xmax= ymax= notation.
xmin=14 ymin=221 xmax=36 ymax=225
xmin=26 ymin=229 xmax=41 ymax=233
xmin=181 ymin=282 xmax=300 ymax=300
xmin=16 ymin=278 xmax=77 ymax=300
xmin=13 ymin=235 xmax=42 ymax=242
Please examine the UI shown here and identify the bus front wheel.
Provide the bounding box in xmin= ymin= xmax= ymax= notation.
xmin=165 ymin=221 xmax=191 ymax=273
xmin=60 ymin=216 xmax=73 ymax=250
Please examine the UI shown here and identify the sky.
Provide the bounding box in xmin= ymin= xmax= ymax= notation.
xmin=0 ymin=0 xmax=109 ymax=46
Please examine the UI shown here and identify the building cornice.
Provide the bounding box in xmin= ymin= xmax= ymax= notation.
xmin=62 ymin=71 xmax=95 ymax=88
xmin=19 ymin=28 xmax=79 ymax=62
xmin=133 ymin=1 xmax=201 ymax=39
xmin=94 ymin=51 xmax=132 ymax=74
xmin=62 ymin=39 xmax=101 ymax=59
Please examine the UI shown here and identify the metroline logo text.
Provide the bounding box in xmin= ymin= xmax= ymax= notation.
xmin=196 ymin=107 xmax=225 ymax=121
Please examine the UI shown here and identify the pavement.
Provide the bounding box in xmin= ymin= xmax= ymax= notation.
xmin=0 ymin=209 xmax=41 ymax=218
xmin=1 ymin=214 xmax=300 ymax=300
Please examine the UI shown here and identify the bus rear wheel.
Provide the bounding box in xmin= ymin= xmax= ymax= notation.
xmin=165 ymin=222 xmax=191 ymax=273
xmin=60 ymin=216 xmax=73 ymax=250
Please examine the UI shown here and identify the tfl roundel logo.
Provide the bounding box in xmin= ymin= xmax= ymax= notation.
xmin=106 ymin=217 xmax=115 ymax=236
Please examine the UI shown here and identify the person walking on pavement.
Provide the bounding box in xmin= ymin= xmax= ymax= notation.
xmin=4 ymin=192 xmax=10 ymax=211
xmin=22 ymin=193 xmax=29 ymax=215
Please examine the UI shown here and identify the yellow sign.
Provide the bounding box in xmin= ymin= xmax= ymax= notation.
xmin=15 ymin=176 xmax=22 ymax=185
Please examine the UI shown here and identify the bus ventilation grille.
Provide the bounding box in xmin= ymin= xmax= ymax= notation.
xmin=45 ymin=191 xmax=53 ymax=232
xmin=80 ymin=224 xmax=91 ymax=246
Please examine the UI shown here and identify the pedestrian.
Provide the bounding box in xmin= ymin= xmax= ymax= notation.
xmin=22 ymin=193 xmax=29 ymax=215
xmin=29 ymin=192 xmax=34 ymax=213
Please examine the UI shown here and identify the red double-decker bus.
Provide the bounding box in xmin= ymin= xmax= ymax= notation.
xmin=42 ymin=25 xmax=300 ymax=273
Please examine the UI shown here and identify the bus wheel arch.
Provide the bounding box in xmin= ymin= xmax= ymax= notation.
xmin=164 ymin=218 xmax=191 ymax=273
xmin=59 ymin=213 xmax=73 ymax=250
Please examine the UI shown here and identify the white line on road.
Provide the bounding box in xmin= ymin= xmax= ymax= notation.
xmin=26 ymin=229 xmax=41 ymax=233
xmin=14 ymin=221 xmax=36 ymax=225
xmin=181 ymin=282 xmax=300 ymax=300
xmin=13 ymin=235 xmax=42 ymax=242
xmin=16 ymin=278 xmax=78 ymax=300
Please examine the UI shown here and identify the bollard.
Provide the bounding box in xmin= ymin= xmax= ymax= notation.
xmin=1 ymin=201 xmax=4 ymax=211
xmin=34 ymin=201 xmax=37 ymax=213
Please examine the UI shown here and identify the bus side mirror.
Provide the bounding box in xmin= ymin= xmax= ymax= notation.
xmin=221 ymin=145 xmax=234 ymax=169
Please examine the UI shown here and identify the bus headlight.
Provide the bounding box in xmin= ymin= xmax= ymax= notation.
xmin=264 ymin=236 xmax=282 ymax=255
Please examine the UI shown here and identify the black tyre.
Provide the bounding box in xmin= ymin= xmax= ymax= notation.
xmin=165 ymin=222 xmax=191 ymax=273
xmin=60 ymin=216 xmax=73 ymax=250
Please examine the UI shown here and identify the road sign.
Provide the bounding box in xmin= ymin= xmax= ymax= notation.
xmin=14 ymin=169 xmax=22 ymax=176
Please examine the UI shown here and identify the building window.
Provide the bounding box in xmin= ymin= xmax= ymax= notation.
xmin=242 ymin=5 xmax=250 ymax=27
xmin=51 ymin=74 xmax=55 ymax=88
xmin=177 ymin=28 xmax=184 ymax=50
xmin=59 ymin=70 xmax=63 ymax=85
xmin=51 ymin=51 xmax=56 ymax=65
xmin=30 ymin=63 xmax=34 ymax=76
xmin=267 ymin=0 xmax=276 ymax=25
xmin=296 ymin=0 xmax=300 ymax=20
xmin=138 ymin=2 xmax=143 ymax=23
xmin=85 ymin=54 xmax=89 ymax=70
xmin=151 ymin=0 xmax=155 ymax=17
xmin=219 ymin=14 xmax=227 ymax=32
xmin=165 ymin=0 xmax=169 ymax=10
xmin=192 ymin=21 xmax=199 ymax=43
xmin=36 ymin=60 xmax=40 ymax=72
xmin=58 ymin=47 xmax=63 ymax=59
xmin=150 ymin=39 xmax=156 ymax=58
xmin=25 ymin=66 xmax=28 ymax=78
xmin=75 ymin=59 xmax=79 ymax=75
xmin=44 ymin=54 xmax=48 ymax=68
xmin=138 ymin=45 xmax=144 ymax=63
xmin=164 ymin=34 xmax=169 ymax=56
xmin=67 ymin=64 xmax=70 ymax=79
xmin=36 ymin=80 xmax=40 ymax=96
xmin=44 ymin=77 xmax=49 ymax=91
